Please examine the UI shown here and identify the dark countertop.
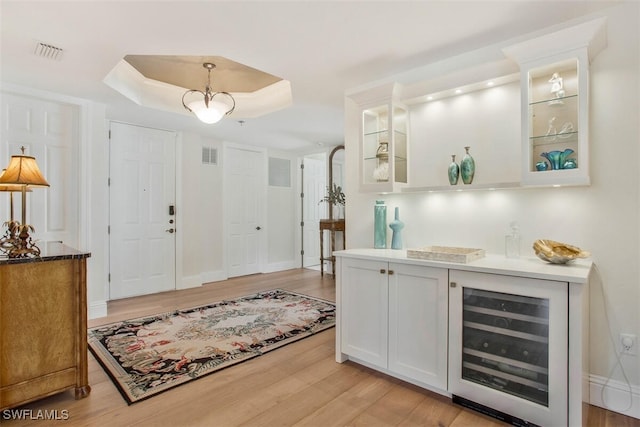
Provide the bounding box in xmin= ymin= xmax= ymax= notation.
xmin=0 ymin=241 xmax=91 ymax=265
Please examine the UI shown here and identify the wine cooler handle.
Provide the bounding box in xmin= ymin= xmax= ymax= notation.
xmin=450 ymin=282 xmax=457 ymax=288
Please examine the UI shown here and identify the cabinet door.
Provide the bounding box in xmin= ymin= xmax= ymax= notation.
xmin=340 ymin=257 xmax=388 ymax=368
xmin=388 ymin=263 xmax=448 ymax=390
xmin=448 ymin=270 xmax=568 ymax=427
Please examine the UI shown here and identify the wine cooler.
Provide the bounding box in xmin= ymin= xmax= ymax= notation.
xmin=448 ymin=270 xmax=572 ymax=426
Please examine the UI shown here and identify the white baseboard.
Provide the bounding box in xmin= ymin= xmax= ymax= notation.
xmin=200 ymin=270 xmax=227 ymax=284
xmin=88 ymin=300 xmax=108 ymax=320
xmin=264 ymin=260 xmax=298 ymax=273
xmin=590 ymin=374 xmax=640 ymax=419
xmin=179 ymin=274 xmax=203 ymax=290
xmin=180 ymin=271 xmax=228 ymax=288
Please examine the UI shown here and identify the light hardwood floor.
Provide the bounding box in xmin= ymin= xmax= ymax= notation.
xmin=3 ymin=268 xmax=639 ymax=426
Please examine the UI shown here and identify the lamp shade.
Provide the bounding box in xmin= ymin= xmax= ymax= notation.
xmin=0 ymin=169 xmax=30 ymax=192
xmin=0 ymin=155 xmax=49 ymax=187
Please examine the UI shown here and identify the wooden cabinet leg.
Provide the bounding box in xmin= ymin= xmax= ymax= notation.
xmin=320 ymin=229 xmax=324 ymax=276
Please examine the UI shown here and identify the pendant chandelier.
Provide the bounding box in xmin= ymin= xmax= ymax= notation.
xmin=182 ymin=63 xmax=235 ymax=124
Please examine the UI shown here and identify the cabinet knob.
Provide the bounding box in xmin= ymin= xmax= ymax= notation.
xmin=450 ymin=282 xmax=457 ymax=288
xmin=388 ymin=270 xmax=394 ymax=275
xmin=380 ymin=269 xmax=386 ymax=274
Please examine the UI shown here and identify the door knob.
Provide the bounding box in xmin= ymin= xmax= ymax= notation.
xmin=165 ymin=228 xmax=175 ymax=233
xmin=256 ymin=226 xmax=262 ymax=230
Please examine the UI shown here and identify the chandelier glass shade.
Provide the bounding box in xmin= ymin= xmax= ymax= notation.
xmin=182 ymin=63 xmax=235 ymax=124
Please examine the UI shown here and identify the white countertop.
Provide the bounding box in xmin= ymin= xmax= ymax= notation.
xmin=333 ymin=248 xmax=592 ymax=284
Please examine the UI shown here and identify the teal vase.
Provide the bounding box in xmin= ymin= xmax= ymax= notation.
xmin=448 ymin=154 xmax=459 ymax=185
xmin=389 ymin=207 xmax=405 ymax=250
xmin=374 ymin=200 xmax=387 ymax=249
xmin=461 ymin=146 xmax=475 ymax=184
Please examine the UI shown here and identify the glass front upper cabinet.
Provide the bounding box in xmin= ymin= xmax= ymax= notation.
xmin=361 ymin=101 xmax=408 ymax=193
xmin=522 ymin=55 xmax=589 ymax=186
xmin=503 ymin=17 xmax=606 ymax=187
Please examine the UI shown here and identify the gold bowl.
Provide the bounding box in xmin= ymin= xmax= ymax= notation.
xmin=533 ymin=239 xmax=590 ymax=264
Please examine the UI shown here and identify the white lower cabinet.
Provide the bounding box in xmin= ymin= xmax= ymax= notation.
xmin=337 ymin=257 xmax=448 ymax=392
xmin=335 ymin=249 xmax=590 ymax=426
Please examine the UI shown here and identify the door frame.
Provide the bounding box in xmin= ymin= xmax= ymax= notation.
xmin=300 ymin=153 xmax=327 ymax=268
xmin=223 ymin=141 xmax=268 ymax=277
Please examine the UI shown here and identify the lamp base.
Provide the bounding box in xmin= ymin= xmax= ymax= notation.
xmin=0 ymin=221 xmax=41 ymax=258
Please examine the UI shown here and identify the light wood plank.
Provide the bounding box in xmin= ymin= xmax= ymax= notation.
xmin=2 ymin=268 xmax=638 ymax=426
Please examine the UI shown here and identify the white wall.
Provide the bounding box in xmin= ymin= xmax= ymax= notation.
xmin=177 ymin=136 xmax=301 ymax=281
xmin=345 ymin=2 xmax=640 ymax=417
xmin=180 ymin=133 xmax=226 ymax=286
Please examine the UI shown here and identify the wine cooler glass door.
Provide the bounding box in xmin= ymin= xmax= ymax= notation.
xmin=448 ymin=270 xmax=568 ymax=427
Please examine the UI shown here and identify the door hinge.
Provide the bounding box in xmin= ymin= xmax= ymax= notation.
xmin=108 ymin=177 xmax=111 ymax=187
xmin=108 ymin=129 xmax=111 ymax=139
xmin=300 ymin=250 xmax=304 ymax=256
xmin=300 ymin=221 xmax=304 ymax=227
xmin=108 ymin=273 xmax=111 ymax=283
xmin=107 ymin=225 xmax=110 ymax=234
xmin=300 ymin=192 xmax=304 ymax=198
xmin=300 ymin=163 xmax=304 ymax=169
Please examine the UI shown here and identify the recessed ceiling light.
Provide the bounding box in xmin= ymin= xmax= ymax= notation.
xmin=427 ymin=96 xmax=433 ymax=101
xmin=455 ymin=89 xmax=462 ymax=94
xmin=487 ymin=81 xmax=495 ymax=86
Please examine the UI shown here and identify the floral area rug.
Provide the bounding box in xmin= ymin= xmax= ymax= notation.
xmin=88 ymin=289 xmax=335 ymax=404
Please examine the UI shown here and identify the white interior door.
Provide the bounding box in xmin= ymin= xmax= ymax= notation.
xmin=226 ymin=145 xmax=265 ymax=278
xmin=302 ymin=155 xmax=326 ymax=267
xmin=109 ymin=122 xmax=176 ymax=300
xmin=0 ymin=93 xmax=78 ymax=247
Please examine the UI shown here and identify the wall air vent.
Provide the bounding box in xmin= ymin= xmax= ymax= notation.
xmin=34 ymin=41 xmax=64 ymax=60
xmin=202 ymin=146 xmax=218 ymax=165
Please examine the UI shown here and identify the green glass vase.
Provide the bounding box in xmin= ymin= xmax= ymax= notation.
xmin=460 ymin=146 xmax=475 ymax=185
xmin=374 ymin=200 xmax=387 ymax=249
xmin=448 ymin=154 xmax=459 ymax=185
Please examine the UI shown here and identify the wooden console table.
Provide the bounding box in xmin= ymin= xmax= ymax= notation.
xmin=319 ymin=218 xmax=345 ymax=277
xmin=0 ymin=242 xmax=91 ymax=410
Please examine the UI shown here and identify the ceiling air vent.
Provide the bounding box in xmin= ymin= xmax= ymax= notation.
xmin=34 ymin=41 xmax=64 ymax=60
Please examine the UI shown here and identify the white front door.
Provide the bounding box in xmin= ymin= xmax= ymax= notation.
xmin=302 ymin=155 xmax=326 ymax=267
xmin=225 ymin=145 xmax=265 ymax=278
xmin=109 ymin=122 xmax=177 ymax=299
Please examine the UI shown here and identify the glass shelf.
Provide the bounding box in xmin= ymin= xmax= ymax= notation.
xmin=529 ymin=93 xmax=578 ymax=107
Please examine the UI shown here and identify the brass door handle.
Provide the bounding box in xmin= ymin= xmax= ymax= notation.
xmin=165 ymin=228 xmax=175 ymax=233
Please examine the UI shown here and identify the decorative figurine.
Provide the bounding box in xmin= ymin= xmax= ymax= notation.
xmin=549 ymin=72 xmax=565 ymax=98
